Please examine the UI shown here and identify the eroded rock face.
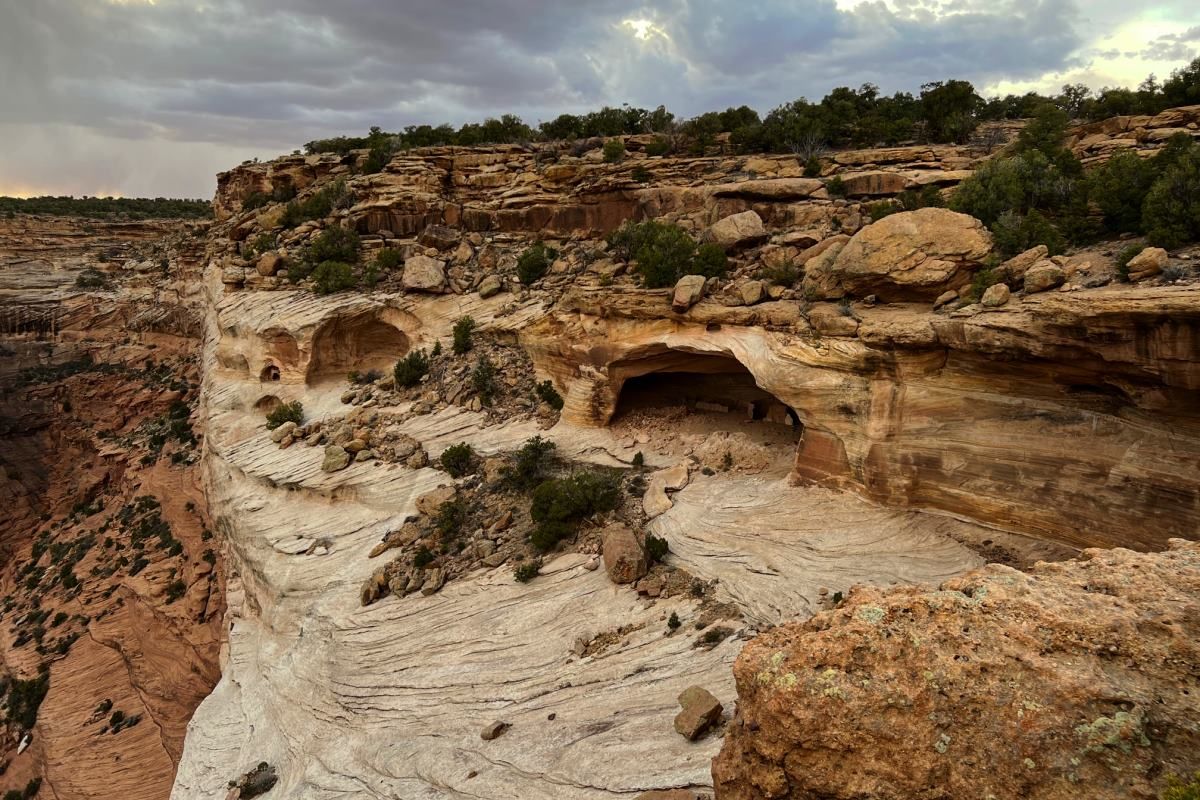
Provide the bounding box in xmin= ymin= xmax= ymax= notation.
xmin=712 ymin=539 xmax=1200 ymax=800
xmin=825 ymin=208 xmax=992 ymax=301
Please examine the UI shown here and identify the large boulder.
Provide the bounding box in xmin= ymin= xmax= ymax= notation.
xmin=713 ymin=539 xmax=1200 ymax=800
xmin=601 ymin=524 xmax=649 ymax=584
xmin=709 ymin=210 xmax=767 ymax=250
xmin=1127 ymin=246 xmax=1168 ymax=281
xmin=997 ymin=245 xmax=1048 ymax=281
xmin=402 ymin=255 xmax=447 ymax=292
xmin=1024 ymin=261 xmax=1066 ymax=294
xmin=418 ymin=224 xmax=460 ymax=251
xmin=825 ymin=208 xmax=993 ymax=301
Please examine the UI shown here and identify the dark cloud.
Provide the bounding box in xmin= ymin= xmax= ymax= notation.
xmin=0 ymin=0 xmax=1194 ymax=196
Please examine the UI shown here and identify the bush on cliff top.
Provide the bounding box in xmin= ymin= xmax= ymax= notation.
xmin=607 ymin=220 xmax=727 ymax=288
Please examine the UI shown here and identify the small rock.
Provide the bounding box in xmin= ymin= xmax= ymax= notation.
xmin=739 ymin=279 xmax=765 ymax=306
xmin=933 ymin=289 xmax=958 ymax=309
xmin=673 ymin=686 xmax=723 ymax=740
xmin=601 ymin=524 xmax=649 ymax=584
xmin=480 ymin=721 xmax=510 ymax=741
xmin=416 ymin=485 xmax=457 ymax=516
xmin=477 ymin=274 xmax=503 ymax=298
xmin=1023 ymin=262 xmax=1065 ymax=294
xmin=269 ymin=421 xmax=296 ymax=443
xmin=980 ymin=283 xmax=1011 ymax=307
xmin=392 ymin=435 xmax=421 ymax=460
xmin=321 ymin=445 xmax=351 ymax=473
xmin=672 ymin=275 xmax=707 ymax=312
xmin=406 ymin=449 xmax=430 ymax=469
xmin=420 ymin=567 xmax=446 ymax=595
xmin=256 ymin=252 xmax=283 ymax=277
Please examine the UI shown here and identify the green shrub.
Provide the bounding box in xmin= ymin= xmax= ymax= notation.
xmin=6 ymin=790 xmax=22 ymax=800
xmin=803 ymin=156 xmax=822 ymax=177
xmin=440 ymin=443 xmax=475 ymax=478
xmin=165 ymin=579 xmax=186 ymax=603
xmin=393 ymin=350 xmax=430 ymax=388
xmin=632 ymin=451 xmax=644 ymax=468
xmin=242 ymin=192 xmax=269 ymax=211
xmin=1143 ymin=143 xmax=1200 ymax=249
xmin=534 ymin=380 xmax=564 ymax=410
xmin=1088 ymin=150 xmax=1157 ymax=233
xmin=1163 ymin=773 xmax=1200 ymax=800
xmin=434 ymin=496 xmax=468 ymax=543
xmin=265 ymin=401 xmax=302 ymax=430
xmin=280 ymin=180 xmax=350 ymax=228
xmin=75 ymin=268 xmax=107 ymax=289
xmin=667 ymin=612 xmax=681 ymax=630
xmin=3 ymin=672 xmax=49 ymax=729
xmin=631 ymin=165 xmax=652 ymax=183
xmin=1115 ymin=244 xmax=1145 ymax=281
xmin=990 ymin=209 xmax=1065 ymax=257
xmin=311 ymin=261 xmax=355 ymax=294
xmin=375 ymin=248 xmax=402 ymax=270
xmin=471 ymin=355 xmax=497 ymax=405
xmin=825 ymin=176 xmax=847 ymax=197
xmin=513 ymin=559 xmax=541 ymax=583
xmin=603 ymin=139 xmax=626 ymax=163
xmin=645 ymin=136 xmax=671 ymax=157
xmin=305 ymin=226 xmax=361 ymax=264
xmin=516 ymin=243 xmax=556 ymax=285
xmin=761 ymin=261 xmax=800 ymax=286
xmin=23 ymin=778 xmax=40 ymax=799
xmin=607 ymin=220 xmax=727 ymax=288
xmin=452 ymin=316 xmax=476 ymax=355
xmin=505 ymin=436 xmax=557 ymax=491
xmin=529 ymin=471 xmax=621 ymax=552
xmin=413 ymin=545 xmax=434 ymax=569
xmin=866 ymin=200 xmax=902 ymax=221
xmin=248 ymin=233 xmax=276 ymax=256
xmin=645 ymin=533 xmax=669 ymax=563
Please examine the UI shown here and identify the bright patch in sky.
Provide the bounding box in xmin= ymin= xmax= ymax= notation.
xmin=622 ymin=18 xmax=666 ymax=41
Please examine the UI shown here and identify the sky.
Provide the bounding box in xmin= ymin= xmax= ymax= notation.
xmin=0 ymin=0 xmax=1196 ymax=199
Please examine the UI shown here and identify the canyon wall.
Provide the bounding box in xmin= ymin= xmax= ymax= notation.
xmin=0 ymin=217 xmax=224 ymax=799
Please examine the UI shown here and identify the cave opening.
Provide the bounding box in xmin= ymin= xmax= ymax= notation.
xmin=611 ymin=350 xmax=802 ymax=448
xmin=306 ymin=314 xmax=410 ymax=385
xmin=260 ymin=364 xmax=280 ymax=382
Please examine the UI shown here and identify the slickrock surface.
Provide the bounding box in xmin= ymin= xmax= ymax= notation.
xmin=713 ymin=539 xmax=1200 ymax=800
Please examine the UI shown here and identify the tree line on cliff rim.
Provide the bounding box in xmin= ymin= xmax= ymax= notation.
xmin=304 ymin=57 xmax=1200 ymax=161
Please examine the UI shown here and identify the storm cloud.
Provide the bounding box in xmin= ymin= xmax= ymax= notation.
xmin=0 ymin=0 xmax=1195 ymax=197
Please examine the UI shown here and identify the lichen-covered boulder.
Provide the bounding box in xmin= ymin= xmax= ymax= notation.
xmin=713 ymin=539 xmax=1200 ymax=800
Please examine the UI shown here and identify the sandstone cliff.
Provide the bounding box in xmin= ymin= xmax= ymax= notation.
xmin=165 ymin=109 xmax=1199 ymax=800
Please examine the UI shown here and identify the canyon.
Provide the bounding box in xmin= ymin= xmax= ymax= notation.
xmin=1 ymin=106 xmax=1198 ymax=800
